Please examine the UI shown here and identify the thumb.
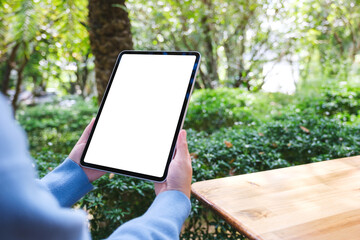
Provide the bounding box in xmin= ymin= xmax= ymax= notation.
xmin=174 ymin=130 xmax=189 ymax=160
xmin=77 ymin=118 xmax=95 ymax=144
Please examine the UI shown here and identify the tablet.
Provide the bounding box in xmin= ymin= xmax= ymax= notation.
xmin=80 ymin=51 xmax=201 ymax=182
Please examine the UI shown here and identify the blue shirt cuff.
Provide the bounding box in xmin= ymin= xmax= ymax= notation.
xmin=41 ymin=158 xmax=94 ymax=207
xmin=145 ymin=190 xmax=191 ymax=225
xmin=106 ymin=190 xmax=191 ymax=239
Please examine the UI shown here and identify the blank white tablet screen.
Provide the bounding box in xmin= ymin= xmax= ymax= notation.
xmin=84 ymin=54 xmax=196 ymax=177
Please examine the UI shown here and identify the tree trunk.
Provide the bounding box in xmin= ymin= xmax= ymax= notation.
xmin=12 ymin=56 xmax=28 ymax=112
xmin=88 ymin=0 xmax=133 ymax=103
xmin=75 ymin=51 xmax=90 ymax=98
xmin=1 ymin=42 xmax=20 ymax=95
xmin=200 ymin=0 xmax=218 ymax=89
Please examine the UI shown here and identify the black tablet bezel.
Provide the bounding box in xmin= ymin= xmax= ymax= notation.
xmin=80 ymin=50 xmax=201 ymax=182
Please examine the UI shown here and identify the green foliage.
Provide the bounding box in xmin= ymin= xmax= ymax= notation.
xmin=16 ymin=84 xmax=360 ymax=239
xmin=0 ymin=0 xmax=92 ymax=98
xmin=301 ymin=85 xmax=360 ymax=121
xmin=128 ymin=0 xmax=289 ymax=89
xmin=289 ymin=0 xmax=360 ymax=81
xmin=2 ymin=0 xmax=360 ymax=105
xmin=184 ymin=88 xmax=300 ymax=132
xmin=184 ymin=88 xmax=256 ymax=132
xmin=188 ymin=114 xmax=360 ymax=181
xmin=17 ymin=96 xmax=97 ymax=154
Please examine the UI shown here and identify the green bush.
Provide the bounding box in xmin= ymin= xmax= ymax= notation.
xmin=296 ymin=85 xmax=360 ymax=122
xmin=188 ymin=114 xmax=360 ymax=181
xmin=184 ymin=88 xmax=257 ymax=132
xmin=17 ymin=96 xmax=97 ymax=154
xmin=16 ymin=85 xmax=360 ymax=239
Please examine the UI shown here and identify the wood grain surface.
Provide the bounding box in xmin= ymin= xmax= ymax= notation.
xmin=191 ymin=156 xmax=360 ymax=240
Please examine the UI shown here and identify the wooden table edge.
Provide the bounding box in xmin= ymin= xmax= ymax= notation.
xmin=191 ymin=185 xmax=264 ymax=240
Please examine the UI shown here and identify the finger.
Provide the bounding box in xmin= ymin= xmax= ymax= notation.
xmin=172 ymin=130 xmax=185 ymax=159
xmin=174 ymin=130 xmax=189 ymax=161
xmin=77 ymin=118 xmax=95 ymax=144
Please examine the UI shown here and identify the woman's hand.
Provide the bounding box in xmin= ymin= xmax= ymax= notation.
xmin=69 ymin=118 xmax=106 ymax=182
xmin=154 ymin=130 xmax=193 ymax=199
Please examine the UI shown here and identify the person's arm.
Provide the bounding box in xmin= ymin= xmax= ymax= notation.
xmin=39 ymin=118 xmax=105 ymax=207
xmin=0 ymin=94 xmax=91 ymax=240
xmin=38 ymin=158 xmax=94 ymax=207
xmin=107 ymin=191 xmax=190 ymax=240
xmin=107 ymin=130 xmax=193 ymax=240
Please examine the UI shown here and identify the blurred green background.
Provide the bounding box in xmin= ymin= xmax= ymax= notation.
xmin=1 ymin=0 xmax=360 ymax=239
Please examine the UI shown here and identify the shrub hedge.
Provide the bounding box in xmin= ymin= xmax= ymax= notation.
xmin=17 ymin=84 xmax=360 ymax=239
xmin=183 ymin=88 xmax=256 ymax=132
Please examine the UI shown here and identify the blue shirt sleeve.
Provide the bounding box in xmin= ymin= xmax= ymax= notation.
xmin=107 ymin=190 xmax=191 ymax=240
xmin=39 ymin=158 xmax=94 ymax=207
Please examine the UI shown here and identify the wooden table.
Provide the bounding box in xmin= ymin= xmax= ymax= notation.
xmin=191 ymin=156 xmax=360 ymax=240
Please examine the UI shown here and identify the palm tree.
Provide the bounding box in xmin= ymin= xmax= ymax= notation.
xmin=88 ymin=0 xmax=133 ymax=102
